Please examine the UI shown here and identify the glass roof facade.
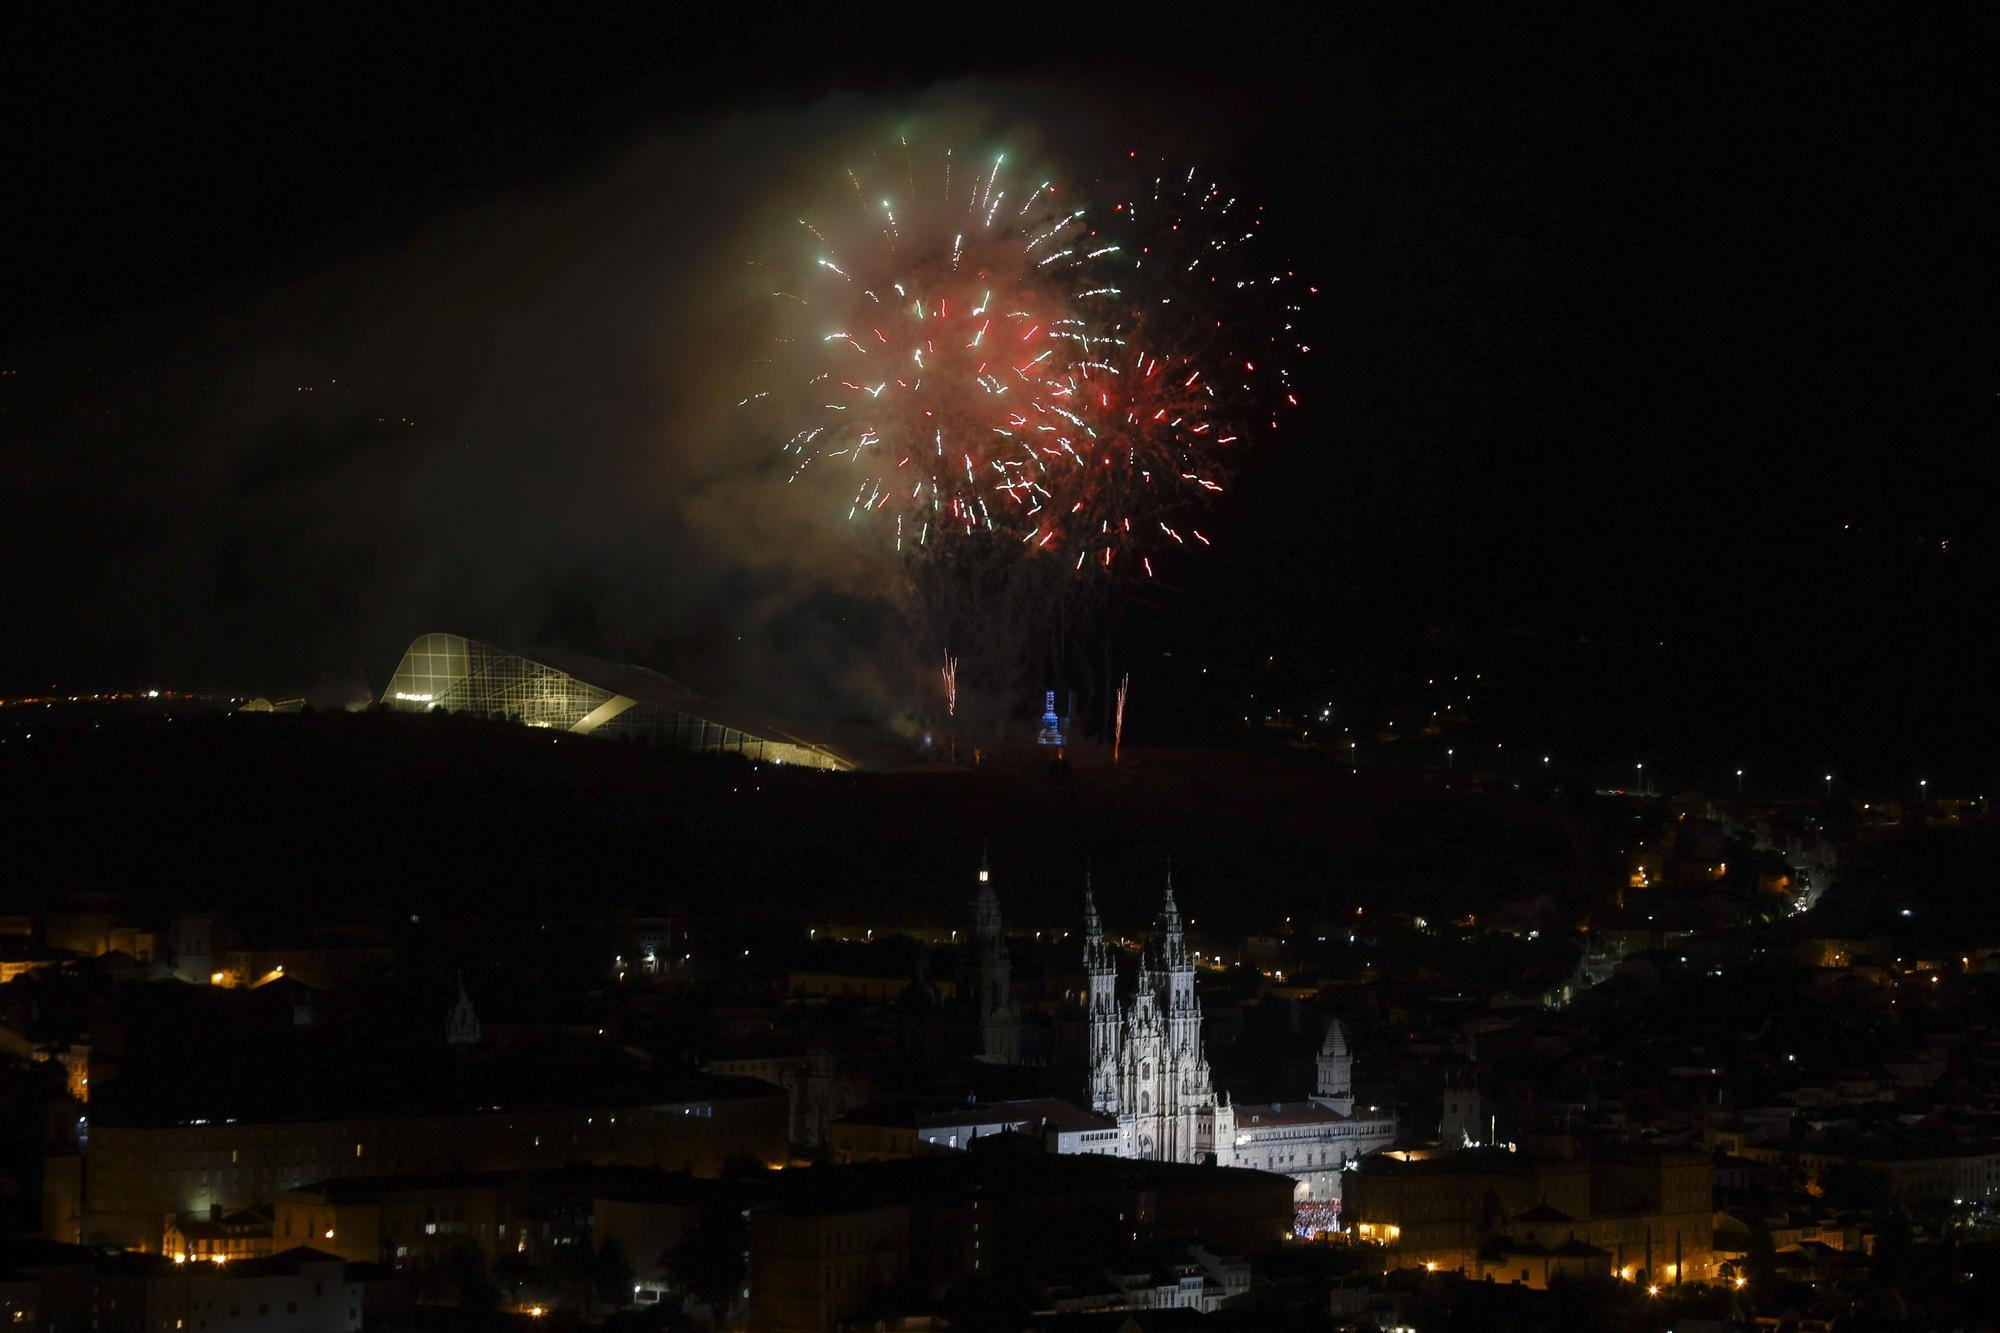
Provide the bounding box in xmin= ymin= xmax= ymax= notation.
xmin=380 ymin=633 xmax=849 ymax=771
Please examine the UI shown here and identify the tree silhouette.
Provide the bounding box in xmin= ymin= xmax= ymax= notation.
xmin=550 ymin=1238 xmax=598 ymax=1312
xmin=593 ymin=1237 xmax=636 ymax=1309
xmin=661 ymin=1197 xmax=749 ymax=1317
xmin=1744 ymin=1218 xmax=1779 ymax=1292
xmin=443 ymin=1240 xmax=502 ymax=1328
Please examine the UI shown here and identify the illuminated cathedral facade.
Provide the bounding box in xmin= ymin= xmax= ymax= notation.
xmin=1081 ymin=880 xmax=1228 ymax=1164
xmin=1077 ymin=877 xmax=1397 ymax=1204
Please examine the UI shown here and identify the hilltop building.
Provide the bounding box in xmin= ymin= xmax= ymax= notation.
xmin=379 ymin=632 xmax=854 ymax=770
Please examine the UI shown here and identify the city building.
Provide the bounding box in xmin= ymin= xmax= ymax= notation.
xmin=164 ymin=1206 xmax=274 ymax=1264
xmin=752 ymin=1198 xmax=909 ymax=1333
xmin=159 ymin=915 xmax=393 ymax=991
xmin=0 ymin=1240 xmax=368 ymax=1333
xmin=66 ymin=1079 xmax=787 ymax=1250
xmin=379 ymin=632 xmax=854 ymax=770
xmin=1227 ymin=1020 xmax=1400 ymax=1206
xmin=182 ymin=1247 xmax=362 ymax=1333
xmin=1341 ymin=1141 xmax=1717 ymax=1286
xmin=703 ymin=1039 xmax=875 ymax=1150
xmin=1039 ymin=1242 xmax=1251 ymax=1315
xmin=829 ymin=1097 xmax=1119 ymax=1163
xmin=1793 ymin=1139 xmax=2000 ymax=1210
xmin=273 ymin=1163 xmax=718 ymax=1298
xmin=746 ymin=1148 xmax=1293 ymax=1333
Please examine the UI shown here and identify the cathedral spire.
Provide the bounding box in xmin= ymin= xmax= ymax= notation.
xmin=1083 ymin=879 xmax=1103 ymax=940
xmin=1160 ymin=862 xmax=1183 ymax=940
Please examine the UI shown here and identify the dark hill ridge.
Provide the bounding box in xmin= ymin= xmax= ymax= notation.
xmin=3 ymin=711 xmax=1589 ymax=933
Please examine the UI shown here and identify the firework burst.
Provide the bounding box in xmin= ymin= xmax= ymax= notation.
xmin=741 ymin=138 xmax=1310 ymax=586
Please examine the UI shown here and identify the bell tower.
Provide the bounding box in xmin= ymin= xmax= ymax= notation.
xmin=969 ymin=849 xmax=1019 ymax=1063
xmin=1158 ymin=871 xmax=1198 ymax=1053
xmin=1311 ymin=1018 xmax=1355 ymax=1115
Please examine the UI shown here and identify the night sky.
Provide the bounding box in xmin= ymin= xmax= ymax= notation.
xmin=4 ymin=6 xmax=1994 ymax=792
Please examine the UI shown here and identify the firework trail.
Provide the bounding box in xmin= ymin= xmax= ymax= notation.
xmin=1114 ymin=671 xmax=1130 ymax=763
xmin=740 ymin=138 xmax=1311 ymax=586
xmin=942 ymin=651 xmax=959 ymax=760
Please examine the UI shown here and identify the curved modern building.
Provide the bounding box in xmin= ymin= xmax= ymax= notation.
xmin=379 ymin=633 xmax=854 ymax=771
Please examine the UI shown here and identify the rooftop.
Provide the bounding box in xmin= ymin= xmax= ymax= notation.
xmin=204 ymin=1247 xmax=347 ymax=1279
xmin=1239 ymin=1101 xmax=1360 ymax=1128
xmin=915 ymin=1097 xmax=1118 ymax=1136
xmin=759 ymin=1149 xmax=1295 ymax=1217
xmin=89 ymin=1022 xmax=781 ymax=1128
xmin=282 ymin=1164 xmax=730 ymax=1208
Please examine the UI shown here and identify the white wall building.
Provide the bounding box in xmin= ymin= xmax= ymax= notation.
xmin=912 ymin=1098 xmax=1120 ymax=1155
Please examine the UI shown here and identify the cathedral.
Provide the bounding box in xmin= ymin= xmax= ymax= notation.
xmin=1076 ymin=876 xmax=1398 ymax=1204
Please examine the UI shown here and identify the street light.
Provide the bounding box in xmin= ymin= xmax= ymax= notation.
xmin=1635 ymin=761 xmax=1644 ymax=795
xmin=1446 ymin=748 xmax=1454 ymax=771
xmin=1824 ymin=774 xmax=1834 ymax=800
xmin=1735 ymin=768 xmax=1743 ymax=796
xmin=1919 ymin=778 xmax=1928 ymax=802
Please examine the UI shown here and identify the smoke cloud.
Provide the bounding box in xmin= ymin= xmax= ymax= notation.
xmin=8 ymin=82 xmax=1180 ymax=724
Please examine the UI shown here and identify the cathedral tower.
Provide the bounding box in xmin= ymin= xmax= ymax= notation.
xmin=1082 ymin=880 xmax=1120 ymax=1112
xmin=1078 ymin=865 xmax=1228 ymax=1168
xmin=1311 ymin=1018 xmax=1355 ymax=1115
xmin=1158 ymin=872 xmax=1199 ymax=1052
xmin=969 ymin=850 xmax=1020 ymax=1063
